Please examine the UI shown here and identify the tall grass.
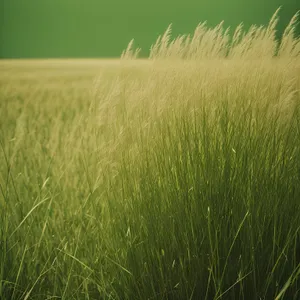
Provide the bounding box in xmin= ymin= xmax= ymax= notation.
xmin=1 ymin=8 xmax=300 ymax=300
xmin=121 ymin=7 xmax=300 ymax=60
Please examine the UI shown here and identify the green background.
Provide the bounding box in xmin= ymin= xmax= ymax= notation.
xmin=0 ymin=0 xmax=299 ymax=58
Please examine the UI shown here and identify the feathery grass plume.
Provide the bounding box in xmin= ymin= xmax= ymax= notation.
xmin=209 ymin=21 xmax=230 ymax=59
xmin=182 ymin=33 xmax=191 ymax=58
xmin=240 ymin=9 xmax=283 ymax=59
xmin=134 ymin=48 xmax=141 ymax=59
xmin=176 ymin=35 xmax=188 ymax=58
xmin=222 ymin=26 xmax=232 ymax=57
xmin=278 ymin=11 xmax=300 ymax=58
xmin=148 ymin=7 xmax=300 ymax=61
xmin=121 ymin=39 xmax=134 ymax=59
xmin=229 ymin=24 xmax=258 ymax=59
xmin=266 ymin=7 xmax=281 ymax=37
xmin=165 ymin=38 xmax=176 ymax=58
xmin=157 ymin=23 xmax=173 ymax=58
xmin=290 ymin=36 xmax=300 ymax=57
xmin=149 ymin=35 xmax=162 ymax=59
xmin=266 ymin=7 xmax=281 ymax=56
xmin=247 ymin=27 xmax=274 ymax=59
xmin=239 ymin=25 xmax=261 ymax=59
xmin=165 ymin=35 xmax=177 ymax=58
xmin=228 ymin=22 xmax=244 ymax=57
xmin=165 ymin=34 xmax=188 ymax=59
xmin=193 ymin=22 xmax=224 ymax=59
xmin=187 ymin=21 xmax=208 ymax=59
xmin=121 ymin=39 xmax=141 ymax=59
xmin=201 ymin=27 xmax=221 ymax=59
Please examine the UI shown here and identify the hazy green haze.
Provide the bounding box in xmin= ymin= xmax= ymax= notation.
xmin=1 ymin=0 xmax=300 ymax=58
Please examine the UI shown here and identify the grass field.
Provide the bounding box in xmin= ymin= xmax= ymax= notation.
xmin=1 ymin=9 xmax=300 ymax=300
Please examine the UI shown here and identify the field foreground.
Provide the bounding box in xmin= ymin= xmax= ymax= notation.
xmin=1 ymin=56 xmax=300 ymax=300
xmin=1 ymin=11 xmax=300 ymax=299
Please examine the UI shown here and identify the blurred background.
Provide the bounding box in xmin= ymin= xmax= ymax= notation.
xmin=0 ymin=0 xmax=299 ymax=58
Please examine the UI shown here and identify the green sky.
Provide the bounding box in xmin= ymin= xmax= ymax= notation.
xmin=0 ymin=0 xmax=299 ymax=58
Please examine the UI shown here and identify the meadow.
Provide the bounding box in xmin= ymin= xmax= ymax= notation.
xmin=1 ymin=8 xmax=300 ymax=300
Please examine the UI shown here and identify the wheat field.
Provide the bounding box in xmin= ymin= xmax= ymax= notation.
xmin=1 ymin=8 xmax=300 ymax=300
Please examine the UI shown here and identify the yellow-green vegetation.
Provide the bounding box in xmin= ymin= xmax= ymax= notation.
xmin=1 ymin=8 xmax=300 ymax=300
